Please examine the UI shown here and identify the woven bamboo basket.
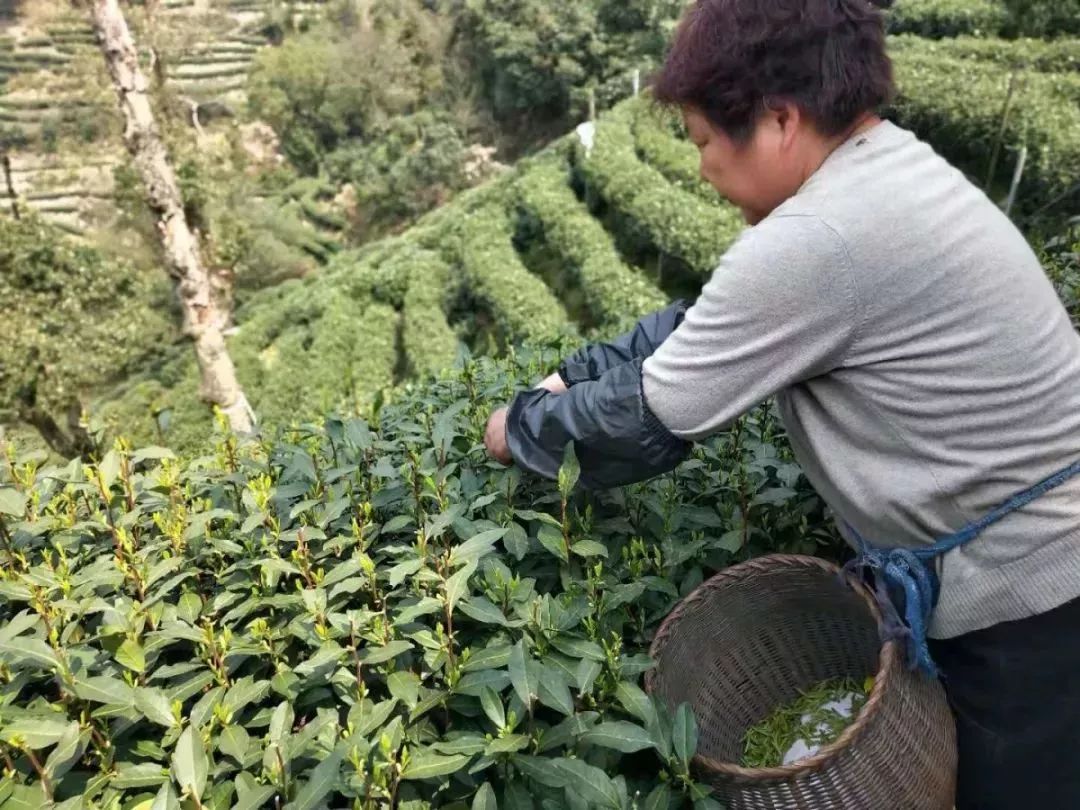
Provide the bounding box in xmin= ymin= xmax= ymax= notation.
xmin=646 ymin=554 xmax=957 ymax=810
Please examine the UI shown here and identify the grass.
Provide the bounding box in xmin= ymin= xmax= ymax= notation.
xmin=742 ymin=677 xmax=872 ymax=769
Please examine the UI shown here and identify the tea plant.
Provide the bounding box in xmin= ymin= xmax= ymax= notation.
xmin=0 ymin=348 xmax=838 ymax=809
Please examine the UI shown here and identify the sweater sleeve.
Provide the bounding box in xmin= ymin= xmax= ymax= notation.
xmin=643 ymin=214 xmax=861 ymax=441
xmin=558 ymin=299 xmax=692 ymax=386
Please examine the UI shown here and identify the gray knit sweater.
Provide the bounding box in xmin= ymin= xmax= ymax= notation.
xmin=642 ymin=120 xmax=1080 ymax=639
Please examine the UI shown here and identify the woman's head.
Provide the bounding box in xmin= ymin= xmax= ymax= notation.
xmin=653 ymin=0 xmax=895 ymax=224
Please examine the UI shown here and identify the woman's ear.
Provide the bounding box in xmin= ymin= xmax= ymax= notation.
xmin=773 ymin=100 xmax=803 ymax=150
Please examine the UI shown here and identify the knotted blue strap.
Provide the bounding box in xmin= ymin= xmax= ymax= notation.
xmin=844 ymin=459 xmax=1080 ymax=678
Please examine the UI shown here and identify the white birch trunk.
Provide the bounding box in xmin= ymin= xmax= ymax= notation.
xmin=88 ymin=0 xmax=255 ymax=434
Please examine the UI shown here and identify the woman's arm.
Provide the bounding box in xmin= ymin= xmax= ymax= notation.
xmin=490 ymin=216 xmax=861 ymax=488
xmin=556 ymin=299 xmax=693 ymax=386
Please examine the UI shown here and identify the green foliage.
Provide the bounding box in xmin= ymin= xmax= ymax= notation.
xmin=628 ymin=103 xmax=723 ymax=204
xmin=458 ymin=0 xmax=677 ymax=128
xmin=577 ymin=102 xmax=744 ymax=276
xmin=1041 ymin=219 xmax=1080 ymax=328
xmin=890 ymin=46 xmax=1080 ymax=210
xmin=248 ymin=3 xmax=453 ymax=174
xmin=516 ymin=160 xmax=668 ymax=335
xmin=886 ymin=0 xmax=1009 ymax=38
xmin=326 ymin=111 xmax=470 ymax=241
xmin=399 ymin=250 xmax=464 ymax=380
xmin=0 ymin=347 xmax=837 ymax=807
xmin=97 ymin=264 xmax=400 ymax=455
xmin=1000 ymin=0 xmax=1080 ymax=37
xmin=247 ymin=35 xmax=369 ymax=174
xmin=457 ymin=203 xmax=576 ymax=346
xmin=889 ymin=33 xmax=1080 ymax=74
xmin=0 ymin=215 xmax=172 ymax=426
xmin=884 ymin=0 xmax=1079 ymax=39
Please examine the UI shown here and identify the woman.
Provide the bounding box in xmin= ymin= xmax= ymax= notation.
xmin=484 ymin=0 xmax=1080 ymax=806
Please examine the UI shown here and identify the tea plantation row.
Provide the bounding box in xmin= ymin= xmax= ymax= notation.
xmin=94 ymin=30 xmax=1080 ymax=456
xmin=0 ymin=347 xmax=836 ymax=808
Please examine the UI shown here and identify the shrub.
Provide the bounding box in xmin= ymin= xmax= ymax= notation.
xmin=890 ymin=47 xmax=1080 ymax=210
xmin=325 ymin=112 xmax=470 ymax=241
xmin=395 ymin=248 xmax=463 ymax=380
xmin=248 ymin=3 xmax=451 ymax=174
xmin=0 ymin=215 xmax=172 ymax=438
xmin=886 ymin=0 xmax=1009 ymax=38
xmin=516 ymin=160 xmax=669 ymax=334
xmin=1041 ymin=220 xmax=1080 ymax=327
xmin=1000 ymin=0 xmax=1080 ymax=37
xmin=457 ymin=204 xmax=576 ymax=347
xmin=627 ymin=101 xmax=725 ymax=203
xmin=888 ymin=33 xmax=1080 ymax=73
xmin=0 ymin=348 xmax=835 ymax=808
xmin=577 ymin=104 xmax=744 ymax=276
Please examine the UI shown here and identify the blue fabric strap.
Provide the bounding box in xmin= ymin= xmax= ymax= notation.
xmin=844 ymin=459 xmax=1080 ymax=678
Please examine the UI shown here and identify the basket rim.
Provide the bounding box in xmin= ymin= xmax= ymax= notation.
xmin=645 ymin=553 xmax=904 ymax=782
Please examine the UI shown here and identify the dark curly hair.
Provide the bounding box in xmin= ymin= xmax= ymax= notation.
xmin=652 ymin=0 xmax=895 ymax=141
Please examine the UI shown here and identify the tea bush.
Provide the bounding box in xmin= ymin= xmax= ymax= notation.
xmin=627 ymin=106 xmax=724 ymax=204
xmin=0 ymin=349 xmax=837 ymax=809
xmin=456 ymin=205 xmax=576 ymax=347
xmin=516 ymin=160 xmax=669 ymax=335
xmin=889 ymin=34 xmax=1080 ymax=73
xmin=0 ymin=215 xmax=173 ymax=431
xmin=890 ymin=45 xmax=1080 ymax=208
xmin=1042 ymin=220 xmax=1080 ymax=327
xmin=576 ymin=105 xmax=744 ymax=277
xmin=886 ymin=0 xmax=1009 ymax=38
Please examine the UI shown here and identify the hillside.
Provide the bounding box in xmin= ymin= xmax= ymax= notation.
xmin=1 ymin=0 xmax=1079 ymax=457
xmin=96 ymin=43 xmax=1080 ymax=453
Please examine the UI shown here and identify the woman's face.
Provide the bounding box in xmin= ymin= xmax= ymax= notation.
xmin=683 ymin=105 xmax=807 ymax=226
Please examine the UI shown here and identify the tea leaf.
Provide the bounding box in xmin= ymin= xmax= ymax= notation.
xmin=218 ymin=725 xmax=250 ymax=762
xmin=170 ymin=726 xmax=208 ymax=800
xmin=0 ymin=638 xmax=59 ymax=670
xmin=72 ymin=674 xmax=136 ymax=707
xmin=472 ymin=782 xmax=498 ymax=810
xmin=116 ymin=639 xmax=147 ymax=673
xmin=514 ymin=756 xmax=621 ymax=808
xmin=0 ymin=716 xmax=70 ymax=749
xmin=287 ymin=745 xmax=345 ymax=810
xmin=459 ymin=595 xmax=509 ymax=626
xmin=673 ymin=703 xmax=699 ymax=769
xmin=387 ymin=671 xmax=421 ymax=709
xmin=445 ymin=560 xmax=478 ymax=613
xmin=503 ymin=522 xmax=529 ymax=560
xmin=98 ymin=450 xmax=122 ymax=491
xmin=43 ymin=722 xmax=89 ymax=782
xmin=480 ymin=686 xmax=505 ymax=729
xmin=642 ymin=784 xmax=674 ymax=810
xmin=135 ymin=687 xmax=179 ymax=728
xmin=400 ymin=752 xmax=470 ymax=781
xmin=0 ymin=487 xmax=26 ymax=517
xmin=580 ymin=721 xmax=656 ymax=753
xmin=449 ymin=528 xmax=507 ymax=568
xmin=557 ymin=443 xmax=581 ymax=497
xmin=508 ymin=640 xmax=537 ymax=705
xmin=150 ymin=782 xmax=180 ymax=810
xmin=536 ymin=524 xmax=568 ymax=562
xmin=536 ymin=667 xmax=574 ymax=716
xmin=358 ymin=639 xmax=413 ymax=665
xmin=571 ymin=540 xmax=608 ymax=558
xmin=550 ymin=637 xmax=604 ymax=662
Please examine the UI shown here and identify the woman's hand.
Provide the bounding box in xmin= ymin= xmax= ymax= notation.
xmin=535 ymin=372 xmax=568 ymax=394
xmin=484 ymin=407 xmax=513 ymax=465
xmin=487 ymin=373 xmax=565 ymax=465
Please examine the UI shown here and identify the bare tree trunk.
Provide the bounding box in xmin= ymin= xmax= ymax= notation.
xmin=87 ymin=0 xmax=255 ymax=434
